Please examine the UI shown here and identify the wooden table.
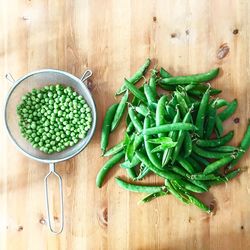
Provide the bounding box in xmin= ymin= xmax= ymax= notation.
xmin=0 ymin=1 xmax=249 ymax=249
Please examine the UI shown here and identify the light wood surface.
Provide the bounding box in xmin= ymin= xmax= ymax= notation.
xmin=0 ymin=0 xmax=250 ymax=249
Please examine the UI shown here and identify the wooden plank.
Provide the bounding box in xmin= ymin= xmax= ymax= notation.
xmin=0 ymin=0 xmax=249 ymax=249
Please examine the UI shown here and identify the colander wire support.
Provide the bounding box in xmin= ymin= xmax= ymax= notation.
xmin=44 ymin=163 xmax=64 ymax=234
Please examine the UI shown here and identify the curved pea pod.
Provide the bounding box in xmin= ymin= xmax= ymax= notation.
xmin=148 ymin=70 xmax=158 ymax=96
xmin=165 ymin=180 xmax=191 ymax=205
xmin=196 ymin=131 xmax=234 ymax=147
xmin=183 ymin=133 xmax=192 ymax=158
xmin=143 ymin=122 xmax=197 ymax=136
xmin=213 ymin=99 xmax=229 ymax=109
xmin=136 ymin=151 xmax=183 ymax=180
xmin=115 ymin=177 xmax=164 ymax=193
xmin=101 ymin=103 xmax=119 ymax=153
xmin=229 ymin=120 xmax=250 ymax=169
xmin=124 ymin=79 xmax=147 ymax=103
xmin=195 ymin=87 xmax=210 ymax=137
xmin=207 ymin=168 xmax=241 ymax=185
xmin=159 ymin=67 xmax=172 ymax=78
xmin=175 ymin=91 xmax=189 ymax=117
xmin=171 ymin=108 xmax=192 ymax=163
xmin=143 ymin=117 xmax=162 ymax=169
xmin=116 ymin=58 xmax=151 ymax=95
xmin=120 ymin=154 xmax=140 ymax=169
xmin=103 ymin=140 xmax=124 ymax=157
xmin=160 ymin=68 xmax=219 ymax=86
xmin=162 ymin=108 xmax=180 ymax=166
xmin=111 ymin=91 xmax=129 ymax=131
xmin=156 ymin=95 xmax=168 ymax=137
xmin=128 ymin=107 xmax=143 ymax=132
xmin=215 ymin=116 xmax=224 ymax=137
xmin=192 ymin=144 xmax=232 ymax=159
xmin=205 ymin=103 xmax=217 ymax=138
xmin=96 ymin=151 xmax=125 ymax=187
xmin=134 ymin=164 xmax=150 ymax=180
xmin=165 ymin=105 xmax=176 ymax=120
xmin=139 ymin=191 xmax=168 ymax=204
xmin=218 ymin=99 xmax=238 ymax=121
xmin=203 ymin=155 xmax=235 ymax=175
xmin=190 ymin=152 xmax=209 ymax=167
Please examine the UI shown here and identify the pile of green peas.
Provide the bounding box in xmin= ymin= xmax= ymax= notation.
xmin=17 ymin=84 xmax=92 ymax=154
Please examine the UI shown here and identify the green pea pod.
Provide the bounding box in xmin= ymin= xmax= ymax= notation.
xmin=206 ymin=145 xmax=240 ymax=153
xmin=134 ymin=164 xmax=150 ymax=180
xmin=126 ymin=168 xmax=137 ymax=179
xmin=111 ymin=91 xmax=129 ymax=131
xmin=116 ymin=58 xmax=151 ymax=95
xmin=143 ymin=122 xmax=197 ymax=136
xmin=159 ymin=67 xmax=172 ymax=78
xmin=148 ymin=71 xmax=157 ymax=98
xmin=174 ymin=179 xmax=207 ymax=193
xmin=156 ymin=95 xmax=168 ymax=137
xmin=96 ymin=151 xmax=125 ymax=187
xmin=203 ymin=155 xmax=235 ymax=175
xmin=144 ymin=84 xmax=156 ymax=104
xmin=196 ymin=131 xmax=234 ymax=148
xmin=207 ymin=169 xmax=240 ymax=185
xmin=120 ymin=155 xmax=140 ymax=169
xmin=160 ymin=68 xmax=219 ymax=86
xmin=135 ymin=103 xmax=150 ymax=117
xmin=186 ymin=156 xmax=203 ymax=172
xmin=193 ymin=144 xmax=231 ymax=159
xmin=191 ymin=173 xmax=222 ymax=181
xmin=139 ymin=191 xmax=168 ymax=204
xmin=215 ymin=116 xmax=223 ymax=137
xmin=136 ymin=151 xmax=183 ymax=180
xmin=229 ymin=120 xmax=250 ymax=169
xmin=115 ymin=177 xmax=164 ymax=193
xmin=213 ymin=99 xmax=229 ymax=109
xmin=175 ymin=91 xmax=189 ymax=117
xmin=176 ymin=155 xmax=195 ymax=174
xmin=183 ymin=133 xmax=192 ymax=158
xmin=165 ymin=180 xmax=191 ymax=204
xmin=124 ymin=79 xmax=147 ymax=103
xmin=195 ymin=87 xmax=210 ymax=137
xmin=190 ymin=152 xmax=209 ymax=167
xmin=151 ymin=142 xmax=177 ymax=153
xmin=165 ymin=105 xmax=176 ymax=120
xmin=162 ymin=108 xmax=180 ymax=166
xmin=172 ymin=108 xmax=192 ymax=163
xmin=205 ymin=104 xmax=217 ymax=138
xmin=218 ymin=99 xmax=238 ymax=121
xmin=126 ymin=121 xmax=135 ymax=134
xmin=101 ymin=103 xmax=119 ymax=153
xmin=103 ymin=140 xmax=124 ymax=157
xmin=143 ymin=117 xmax=162 ymax=169
xmin=128 ymin=107 xmax=143 ymax=132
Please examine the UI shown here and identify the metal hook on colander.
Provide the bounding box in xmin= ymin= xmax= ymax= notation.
xmin=44 ymin=163 xmax=64 ymax=234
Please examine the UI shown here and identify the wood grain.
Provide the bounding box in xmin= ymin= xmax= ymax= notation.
xmin=0 ymin=0 xmax=250 ymax=249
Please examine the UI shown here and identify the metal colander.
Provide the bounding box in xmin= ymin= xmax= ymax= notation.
xmin=4 ymin=69 xmax=97 ymax=234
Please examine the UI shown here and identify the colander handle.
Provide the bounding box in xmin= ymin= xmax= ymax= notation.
xmin=80 ymin=69 xmax=92 ymax=83
xmin=5 ymin=73 xmax=16 ymax=83
xmin=44 ymin=163 xmax=64 ymax=234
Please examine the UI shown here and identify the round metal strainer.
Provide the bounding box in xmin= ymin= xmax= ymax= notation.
xmin=4 ymin=69 xmax=97 ymax=234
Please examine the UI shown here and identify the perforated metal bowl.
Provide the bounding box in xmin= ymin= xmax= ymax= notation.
xmin=4 ymin=69 xmax=97 ymax=234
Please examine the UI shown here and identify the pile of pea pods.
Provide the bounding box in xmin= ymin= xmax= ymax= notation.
xmin=96 ymin=59 xmax=250 ymax=213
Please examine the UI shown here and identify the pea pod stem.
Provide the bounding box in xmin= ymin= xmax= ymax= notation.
xmin=116 ymin=58 xmax=151 ymax=95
